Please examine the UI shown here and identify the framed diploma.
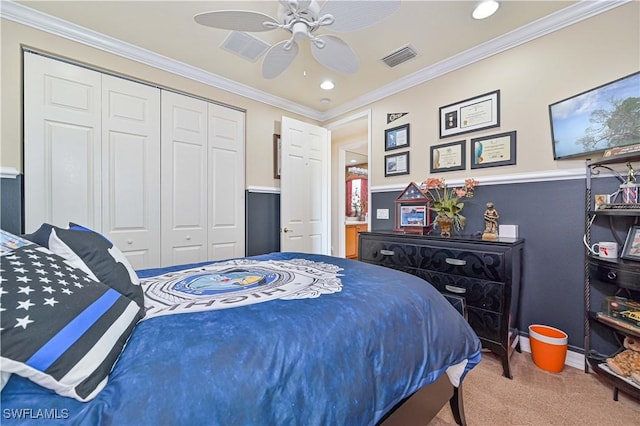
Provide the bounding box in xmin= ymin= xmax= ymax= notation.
xmin=439 ymin=90 xmax=500 ymax=138
xmin=384 ymin=151 xmax=410 ymax=177
xmin=471 ymin=131 xmax=517 ymax=169
xmin=430 ymin=140 xmax=466 ymax=173
xmin=385 ymin=123 xmax=410 ymax=151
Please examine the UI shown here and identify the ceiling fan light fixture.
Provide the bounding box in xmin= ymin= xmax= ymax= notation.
xmin=320 ymin=80 xmax=335 ymax=90
xmin=472 ymin=0 xmax=500 ymax=20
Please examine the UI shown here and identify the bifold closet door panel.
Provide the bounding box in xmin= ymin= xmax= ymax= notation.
xmin=161 ymin=91 xmax=209 ymax=267
xmin=207 ymin=103 xmax=245 ymax=260
xmin=24 ymin=53 xmax=102 ymax=233
xmin=101 ymin=74 xmax=161 ymax=269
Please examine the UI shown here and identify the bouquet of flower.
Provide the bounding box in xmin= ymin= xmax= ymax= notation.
xmin=422 ymin=177 xmax=479 ymax=231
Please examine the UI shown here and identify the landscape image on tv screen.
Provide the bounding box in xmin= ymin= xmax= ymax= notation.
xmin=549 ymin=71 xmax=640 ymax=159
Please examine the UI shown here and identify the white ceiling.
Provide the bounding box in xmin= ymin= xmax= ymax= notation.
xmin=7 ymin=1 xmax=623 ymax=121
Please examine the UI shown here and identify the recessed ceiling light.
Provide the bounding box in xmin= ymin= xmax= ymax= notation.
xmin=350 ymin=159 xmax=357 ymax=164
xmin=320 ymin=80 xmax=335 ymax=90
xmin=473 ymin=0 xmax=499 ymax=20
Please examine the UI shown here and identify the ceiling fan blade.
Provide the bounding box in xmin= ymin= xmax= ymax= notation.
xmin=311 ymin=35 xmax=359 ymax=74
xmin=194 ymin=10 xmax=279 ymax=32
xmin=262 ymin=40 xmax=300 ymax=79
xmin=319 ymin=0 xmax=400 ymax=32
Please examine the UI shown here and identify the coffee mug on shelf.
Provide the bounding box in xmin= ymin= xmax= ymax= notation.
xmin=590 ymin=241 xmax=618 ymax=259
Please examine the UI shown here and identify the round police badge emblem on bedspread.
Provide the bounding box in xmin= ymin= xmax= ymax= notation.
xmin=141 ymin=259 xmax=343 ymax=319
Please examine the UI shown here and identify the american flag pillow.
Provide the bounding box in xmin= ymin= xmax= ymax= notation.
xmin=0 ymin=243 xmax=142 ymax=401
xmin=22 ymin=223 xmax=143 ymax=308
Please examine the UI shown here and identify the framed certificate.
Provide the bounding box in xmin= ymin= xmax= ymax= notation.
xmin=385 ymin=123 xmax=410 ymax=151
xmin=471 ymin=131 xmax=517 ymax=169
xmin=384 ymin=151 xmax=410 ymax=177
xmin=439 ymin=90 xmax=500 ymax=138
xmin=430 ymin=140 xmax=466 ymax=173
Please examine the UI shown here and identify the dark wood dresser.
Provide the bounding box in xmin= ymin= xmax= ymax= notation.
xmin=358 ymin=231 xmax=524 ymax=379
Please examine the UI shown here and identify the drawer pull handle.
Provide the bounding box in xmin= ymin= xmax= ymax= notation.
xmin=380 ymin=249 xmax=394 ymax=256
xmin=445 ymin=258 xmax=466 ymax=266
xmin=445 ymin=285 xmax=467 ymax=294
xmin=607 ymin=271 xmax=617 ymax=280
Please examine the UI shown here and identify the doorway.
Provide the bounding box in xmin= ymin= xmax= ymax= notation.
xmin=326 ymin=110 xmax=371 ymax=258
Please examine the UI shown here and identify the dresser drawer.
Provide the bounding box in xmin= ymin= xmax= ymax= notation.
xmin=360 ymin=237 xmax=507 ymax=282
xmin=420 ymin=270 xmax=505 ymax=313
xmin=589 ymin=258 xmax=640 ymax=291
xmin=359 ymin=238 xmax=423 ymax=268
xmin=468 ymin=307 xmax=502 ymax=343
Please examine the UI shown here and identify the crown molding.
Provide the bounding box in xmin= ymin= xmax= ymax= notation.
xmin=0 ymin=0 xmax=320 ymax=120
xmin=320 ymin=0 xmax=629 ymax=121
xmin=1 ymin=0 xmax=627 ymax=123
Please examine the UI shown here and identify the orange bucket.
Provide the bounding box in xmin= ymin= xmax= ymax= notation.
xmin=528 ymin=324 xmax=568 ymax=373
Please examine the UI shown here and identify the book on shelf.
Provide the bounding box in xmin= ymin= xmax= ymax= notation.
xmin=595 ymin=312 xmax=640 ymax=336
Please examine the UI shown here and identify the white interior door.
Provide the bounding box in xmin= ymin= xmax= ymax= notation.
xmin=101 ymin=74 xmax=161 ymax=269
xmin=280 ymin=116 xmax=330 ymax=254
xmin=24 ymin=53 xmax=102 ymax=233
xmin=161 ymin=91 xmax=208 ymax=266
xmin=207 ymin=103 xmax=245 ymax=260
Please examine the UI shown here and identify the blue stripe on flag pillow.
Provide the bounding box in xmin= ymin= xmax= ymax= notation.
xmin=25 ymin=289 xmax=121 ymax=371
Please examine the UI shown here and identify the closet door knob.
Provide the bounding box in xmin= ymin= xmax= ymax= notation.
xmin=126 ymin=239 xmax=133 ymax=245
xmin=186 ymin=235 xmax=191 ymax=241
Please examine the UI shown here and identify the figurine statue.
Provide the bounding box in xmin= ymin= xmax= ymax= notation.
xmin=482 ymin=202 xmax=499 ymax=241
xmin=626 ymin=162 xmax=636 ymax=184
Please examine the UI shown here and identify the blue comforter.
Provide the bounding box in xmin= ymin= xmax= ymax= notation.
xmin=1 ymin=252 xmax=481 ymax=425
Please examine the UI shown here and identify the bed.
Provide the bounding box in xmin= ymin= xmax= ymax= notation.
xmin=1 ymin=225 xmax=481 ymax=425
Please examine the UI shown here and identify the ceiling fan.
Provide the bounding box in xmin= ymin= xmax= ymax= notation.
xmin=194 ymin=0 xmax=400 ymax=79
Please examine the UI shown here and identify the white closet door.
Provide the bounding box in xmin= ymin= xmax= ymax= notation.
xmin=24 ymin=53 xmax=102 ymax=233
xmin=161 ymin=91 xmax=208 ymax=266
xmin=101 ymin=74 xmax=161 ymax=269
xmin=207 ymin=104 xmax=245 ymax=260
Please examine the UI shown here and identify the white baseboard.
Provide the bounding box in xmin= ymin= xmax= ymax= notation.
xmin=518 ymin=335 xmax=585 ymax=370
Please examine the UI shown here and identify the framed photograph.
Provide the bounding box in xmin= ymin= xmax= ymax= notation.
xmin=430 ymin=140 xmax=466 ymax=173
xmin=385 ymin=123 xmax=410 ymax=151
xmin=399 ymin=205 xmax=427 ymax=227
xmin=439 ymin=90 xmax=500 ymax=138
xmin=273 ymin=134 xmax=281 ymax=179
xmin=621 ymin=225 xmax=640 ymax=261
xmin=471 ymin=131 xmax=516 ymax=169
xmin=549 ymin=71 xmax=640 ymax=160
xmin=384 ymin=151 xmax=410 ymax=177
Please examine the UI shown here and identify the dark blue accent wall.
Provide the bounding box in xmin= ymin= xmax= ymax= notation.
xmin=1 ymin=175 xmax=23 ymax=235
xmin=370 ymin=176 xmax=622 ymax=352
xmin=245 ymin=191 xmax=280 ymax=256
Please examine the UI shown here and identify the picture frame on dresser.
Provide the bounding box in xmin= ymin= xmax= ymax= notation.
xmin=621 ymin=226 xmax=640 ymax=261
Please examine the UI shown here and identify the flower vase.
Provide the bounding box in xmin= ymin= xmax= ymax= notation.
xmin=436 ymin=216 xmax=453 ymax=238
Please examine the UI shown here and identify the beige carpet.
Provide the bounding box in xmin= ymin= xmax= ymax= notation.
xmin=430 ymin=351 xmax=640 ymax=425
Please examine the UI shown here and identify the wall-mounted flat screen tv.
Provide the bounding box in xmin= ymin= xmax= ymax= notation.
xmin=549 ymin=71 xmax=640 ymax=160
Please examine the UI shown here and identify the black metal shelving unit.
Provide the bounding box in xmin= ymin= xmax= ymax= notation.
xmin=584 ymin=152 xmax=640 ymax=401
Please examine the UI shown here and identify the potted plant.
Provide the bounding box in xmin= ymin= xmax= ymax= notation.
xmin=422 ymin=177 xmax=479 ymax=237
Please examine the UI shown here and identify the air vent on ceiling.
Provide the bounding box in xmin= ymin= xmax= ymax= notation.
xmin=220 ymin=31 xmax=270 ymax=62
xmin=381 ymin=45 xmax=418 ymax=68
